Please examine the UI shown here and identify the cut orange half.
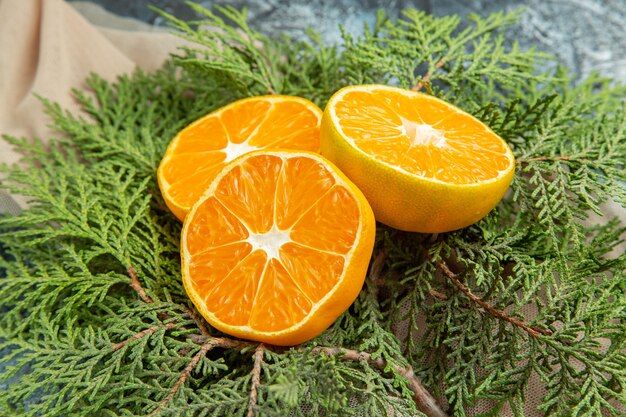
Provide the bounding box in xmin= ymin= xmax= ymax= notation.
xmin=320 ymin=85 xmax=515 ymax=233
xmin=181 ymin=150 xmax=375 ymax=346
xmin=158 ymin=96 xmax=322 ymax=220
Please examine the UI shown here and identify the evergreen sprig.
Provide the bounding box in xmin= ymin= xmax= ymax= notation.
xmin=1 ymin=3 xmax=625 ymax=416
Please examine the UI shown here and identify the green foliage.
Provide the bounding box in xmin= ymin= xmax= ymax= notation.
xmin=158 ymin=4 xmax=343 ymax=107
xmin=1 ymin=3 xmax=625 ymax=417
xmin=341 ymin=8 xmax=552 ymax=108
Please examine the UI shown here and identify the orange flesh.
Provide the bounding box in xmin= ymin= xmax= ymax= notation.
xmin=334 ymin=89 xmax=511 ymax=184
xmin=160 ymin=98 xmax=321 ymax=211
xmin=185 ymin=155 xmax=358 ymax=332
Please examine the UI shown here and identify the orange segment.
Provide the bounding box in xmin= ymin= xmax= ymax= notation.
xmin=158 ymin=96 xmax=322 ymax=220
xmin=290 ymin=186 xmax=360 ymax=254
xmin=188 ymin=242 xmax=252 ymax=297
xmin=248 ymin=101 xmax=321 ymax=148
xmin=184 ymin=197 xmax=249 ymax=253
xmin=173 ymin=116 xmax=228 ymax=152
xmin=205 ymin=250 xmax=267 ymax=327
xmin=275 ymin=156 xmax=336 ymax=229
xmin=214 ymin=154 xmax=283 ymax=234
xmin=335 ymin=92 xmax=402 ymax=138
xmin=162 ymin=153 xmax=226 ymax=204
xmin=353 ymin=135 xmax=410 ymax=166
xmin=181 ymin=151 xmax=375 ymax=346
xmin=279 ymin=243 xmax=345 ymax=303
xmin=159 ymin=152 xmax=225 ymax=185
xmin=321 ymin=84 xmax=516 ymax=233
xmin=220 ymin=100 xmax=272 ymax=144
xmin=249 ymin=259 xmax=313 ymax=332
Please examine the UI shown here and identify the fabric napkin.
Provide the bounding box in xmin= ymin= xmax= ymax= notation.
xmin=0 ymin=0 xmax=185 ymax=210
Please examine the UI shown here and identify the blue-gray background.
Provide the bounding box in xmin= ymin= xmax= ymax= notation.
xmin=67 ymin=0 xmax=626 ymax=84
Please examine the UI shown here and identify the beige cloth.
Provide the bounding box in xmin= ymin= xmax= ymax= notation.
xmin=0 ymin=0 xmax=184 ymax=168
xmin=0 ymin=0 xmax=187 ymax=210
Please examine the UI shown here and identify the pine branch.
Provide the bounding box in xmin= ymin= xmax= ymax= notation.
xmin=111 ymin=322 xmax=177 ymax=351
xmin=412 ymin=59 xmax=445 ymax=92
xmin=435 ymin=260 xmax=551 ymax=338
xmin=126 ymin=262 xmax=214 ymax=343
xmin=158 ymin=4 xmax=283 ymax=96
xmin=1 ymin=4 xmax=624 ymax=416
xmin=128 ymin=265 xmax=154 ymax=304
xmin=247 ymin=344 xmax=265 ymax=417
xmin=516 ymin=155 xmax=575 ymax=163
xmin=186 ymin=330 xmax=445 ymax=416
xmin=312 ymin=346 xmax=448 ymax=417
xmin=183 ymin=305 xmax=211 ymax=337
xmin=148 ymin=340 xmax=218 ymax=416
xmin=371 ymin=250 xmax=449 ymax=301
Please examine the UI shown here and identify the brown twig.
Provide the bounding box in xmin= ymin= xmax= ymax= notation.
xmin=127 ymin=266 xmax=196 ymax=326
xmin=124 ymin=267 xmax=214 ymax=356
xmin=189 ymin=335 xmax=258 ymax=350
xmin=115 ymin=268 xmax=180 ymax=353
xmin=126 ymin=263 xmax=445 ymax=415
xmin=148 ymin=340 xmax=217 ymax=417
xmin=124 ymin=267 xmax=260 ymax=416
xmin=247 ymin=344 xmax=265 ymax=417
xmin=429 ymin=289 xmax=449 ymax=300
xmin=183 ymin=306 xmax=210 ymax=337
xmin=412 ymin=59 xmax=445 ymax=91
xmin=111 ymin=322 xmax=176 ymax=351
xmin=188 ymin=335 xmax=447 ymax=415
xmin=128 ymin=266 xmax=153 ymax=304
xmin=516 ymin=155 xmax=573 ymax=163
xmin=435 ymin=260 xmax=551 ymax=337
xmin=369 ymin=251 xmax=387 ymax=292
xmin=166 ymin=334 xmax=447 ymax=416
xmin=312 ymin=346 xmax=448 ymax=417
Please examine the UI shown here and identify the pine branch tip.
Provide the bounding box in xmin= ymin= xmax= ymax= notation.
xmin=127 ymin=265 xmax=153 ymax=304
xmin=436 ymin=260 xmax=552 ymax=337
xmin=311 ymin=346 xmax=448 ymax=417
xmin=111 ymin=322 xmax=176 ymax=351
xmin=412 ymin=59 xmax=445 ymax=92
xmin=148 ymin=340 xmax=217 ymax=417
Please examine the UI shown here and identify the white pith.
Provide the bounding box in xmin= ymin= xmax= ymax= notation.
xmin=223 ymin=141 xmax=259 ymax=163
xmin=400 ymin=116 xmax=447 ymax=148
xmin=245 ymin=225 xmax=291 ymax=260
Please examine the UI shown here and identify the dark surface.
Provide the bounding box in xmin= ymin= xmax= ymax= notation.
xmin=429 ymin=0 xmax=626 ymax=83
xmin=68 ymin=0 xmax=626 ymax=84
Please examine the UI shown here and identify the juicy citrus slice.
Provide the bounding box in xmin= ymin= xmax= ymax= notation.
xmin=320 ymin=84 xmax=515 ymax=233
xmin=158 ymin=95 xmax=322 ymax=220
xmin=181 ymin=150 xmax=375 ymax=346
